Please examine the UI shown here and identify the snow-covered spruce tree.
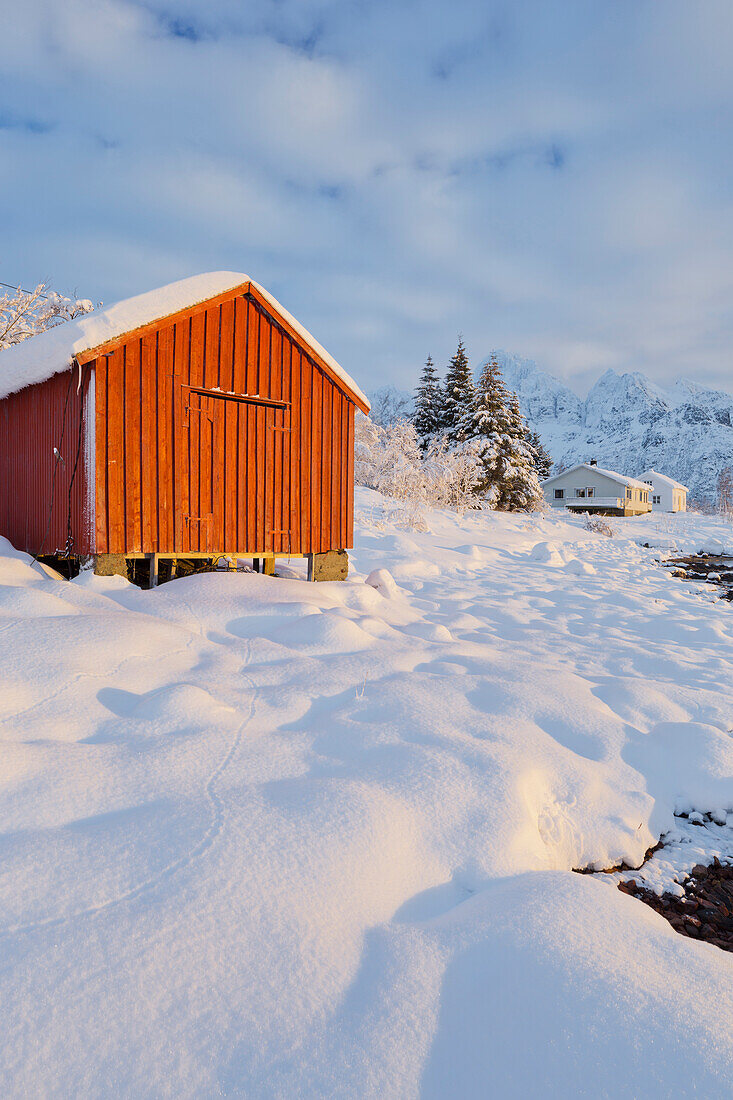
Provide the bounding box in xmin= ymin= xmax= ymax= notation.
xmin=527 ymin=429 xmax=554 ymax=480
xmin=443 ymin=338 xmax=475 ymax=443
xmin=413 ymin=355 xmax=445 ymax=450
xmin=0 ymin=284 xmax=94 ymax=350
xmin=463 ymin=355 xmax=543 ymax=511
xmin=459 ymin=353 xmax=509 ymax=444
xmin=500 ymin=394 xmax=544 ymax=510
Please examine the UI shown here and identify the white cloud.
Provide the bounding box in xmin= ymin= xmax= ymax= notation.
xmin=2 ymin=0 xmax=733 ymax=392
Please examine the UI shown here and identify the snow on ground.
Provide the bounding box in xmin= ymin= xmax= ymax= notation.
xmin=600 ymin=813 xmax=733 ymax=897
xmin=0 ymin=491 xmax=732 ymax=1096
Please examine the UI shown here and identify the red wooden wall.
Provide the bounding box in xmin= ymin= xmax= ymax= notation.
xmin=92 ymin=290 xmax=356 ymax=557
xmin=0 ymin=369 xmax=93 ymax=557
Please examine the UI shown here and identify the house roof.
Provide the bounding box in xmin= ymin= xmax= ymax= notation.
xmin=0 ymin=272 xmax=370 ymax=413
xmin=637 ymin=469 xmax=689 ymax=492
xmin=542 ymin=462 xmax=651 ymax=491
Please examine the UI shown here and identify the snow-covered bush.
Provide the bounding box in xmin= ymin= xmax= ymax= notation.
xmin=354 ymin=413 xmax=385 ymax=489
xmin=355 ymin=403 xmax=544 ymax=518
xmin=717 ymin=467 xmax=733 ymax=518
xmin=584 ymin=515 xmax=616 ymax=538
xmin=355 ymin=414 xmax=428 ymax=527
xmin=355 ymin=414 xmax=423 ymax=501
xmin=367 ymin=386 xmax=413 ymax=427
xmin=359 ymin=349 xmax=549 ymax=518
xmin=423 ymin=436 xmax=483 ymax=512
xmin=355 ymin=413 xmax=484 ymax=524
xmin=0 ymin=283 xmax=94 ymax=349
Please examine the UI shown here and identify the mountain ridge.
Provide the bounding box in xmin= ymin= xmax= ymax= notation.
xmin=369 ymin=354 xmax=732 ymax=501
xmin=491 ymin=351 xmax=733 ymax=501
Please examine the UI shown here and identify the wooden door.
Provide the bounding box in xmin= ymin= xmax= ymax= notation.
xmin=177 ymin=387 xmax=215 ymax=553
xmin=176 ymin=386 xmax=291 ymax=555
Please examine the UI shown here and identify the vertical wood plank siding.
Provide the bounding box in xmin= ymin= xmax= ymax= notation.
xmin=0 ymin=369 xmax=92 ymax=556
xmin=93 ymin=291 xmax=355 ymax=556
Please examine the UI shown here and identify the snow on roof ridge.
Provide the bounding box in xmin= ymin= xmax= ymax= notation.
xmin=542 ymin=462 xmax=651 ymax=490
xmin=0 ymin=271 xmax=369 ymax=410
xmin=638 ymin=468 xmax=689 ymax=491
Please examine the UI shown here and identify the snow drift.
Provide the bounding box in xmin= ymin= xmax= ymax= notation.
xmin=0 ymin=498 xmax=731 ymax=1096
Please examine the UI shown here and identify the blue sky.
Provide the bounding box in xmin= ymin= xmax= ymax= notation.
xmin=3 ymin=0 xmax=733 ymax=394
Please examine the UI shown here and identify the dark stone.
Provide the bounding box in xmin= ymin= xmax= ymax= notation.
xmin=94 ymin=554 xmax=129 ymax=580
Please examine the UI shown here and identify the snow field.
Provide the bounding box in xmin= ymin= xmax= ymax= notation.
xmin=0 ymin=499 xmax=732 ymax=1095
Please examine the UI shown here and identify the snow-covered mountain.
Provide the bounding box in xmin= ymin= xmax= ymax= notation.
xmin=490 ymin=351 xmax=733 ymax=502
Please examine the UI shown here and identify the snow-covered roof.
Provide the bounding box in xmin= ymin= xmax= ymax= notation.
xmin=542 ymin=462 xmax=651 ymax=491
xmin=637 ymin=469 xmax=689 ymax=492
xmin=0 ymin=272 xmax=370 ymax=411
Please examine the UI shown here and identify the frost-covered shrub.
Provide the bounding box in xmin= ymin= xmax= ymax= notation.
xmin=375 ymin=419 xmax=425 ymax=503
xmin=355 ymin=414 xmax=423 ymax=501
xmin=355 ymin=400 xmax=543 ymax=519
xmin=355 ymin=414 xmax=428 ymax=528
xmin=354 ymin=413 xmax=385 ymax=489
xmin=0 ymin=284 xmax=94 ymax=349
xmin=717 ymin=467 xmax=733 ymax=518
xmin=355 ymin=413 xmax=483 ymax=516
xmin=423 ymin=436 xmax=483 ymax=512
xmin=584 ymin=515 xmax=616 ymax=538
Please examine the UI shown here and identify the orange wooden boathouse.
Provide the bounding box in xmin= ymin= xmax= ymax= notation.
xmin=0 ymin=273 xmax=370 ymax=583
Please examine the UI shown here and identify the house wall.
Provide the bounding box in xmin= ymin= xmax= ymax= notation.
xmin=544 ymin=469 xmax=630 ymax=506
xmin=544 ymin=468 xmax=651 ymax=514
xmin=93 ymin=291 xmax=355 ymax=557
xmin=0 ymin=369 xmax=93 ymax=556
xmin=639 ymin=472 xmax=687 ymax=512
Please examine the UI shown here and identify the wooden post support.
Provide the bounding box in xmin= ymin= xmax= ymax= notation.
xmin=306 ymin=554 xmax=314 ymax=582
xmin=263 ymin=556 xmax=275 ymax=576
xmin=149 ymin=554 xmax=160 ymax=588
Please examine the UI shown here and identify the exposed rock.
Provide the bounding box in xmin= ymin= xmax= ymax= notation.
xmin=620 ymin=859 xmax=733 ymax=952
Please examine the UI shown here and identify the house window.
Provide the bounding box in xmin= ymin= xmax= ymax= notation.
xmin=586 ymin=487 xmax=595 ymax=498
xmin=653 ymin=495 xmax=660 ymax=504
xmin=554 ymin=489 xmax=564 ymax=500
xmin=626 ymin=488 xmax=632 ymax=499
xmin=575 ymin=488 xmax=586 ymax=498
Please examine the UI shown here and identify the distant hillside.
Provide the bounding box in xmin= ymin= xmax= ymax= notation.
xmin=485 ymin=351 xmax=733 ymax=502
xmin=366 ymin=385 xmax=414 ymax=427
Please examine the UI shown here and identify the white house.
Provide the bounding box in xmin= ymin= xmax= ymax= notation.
xmin=542 ymin=462 xmax=652 ymax=515
xmin=637 ymin=469 xmax=688 ymax=512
